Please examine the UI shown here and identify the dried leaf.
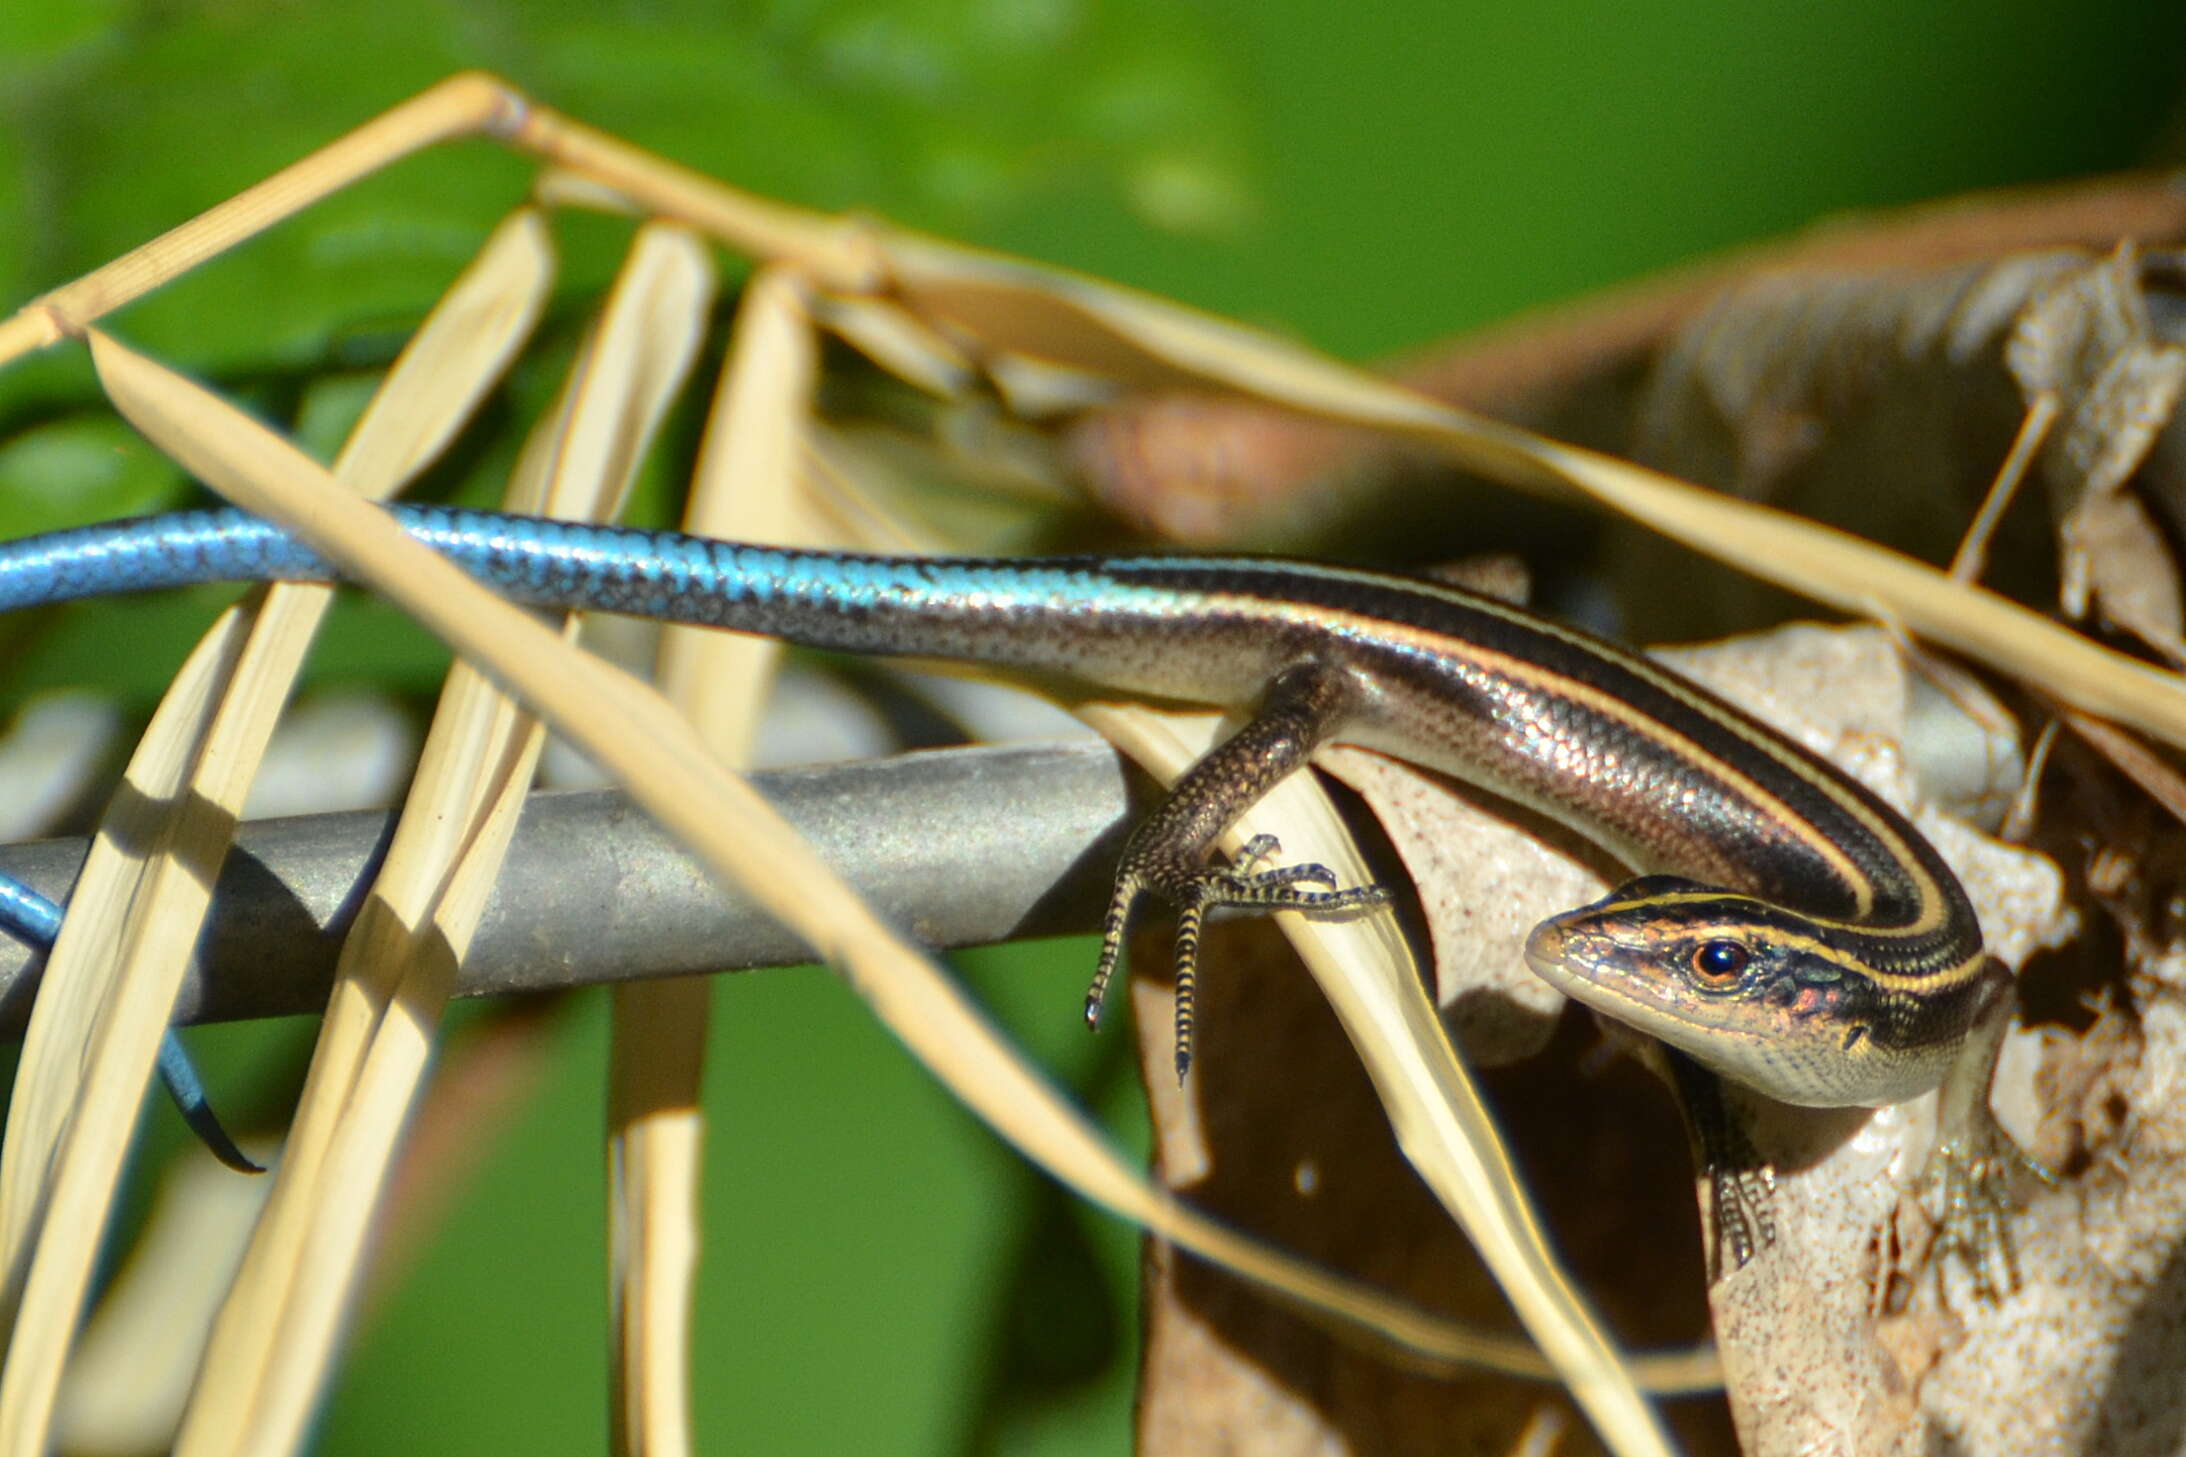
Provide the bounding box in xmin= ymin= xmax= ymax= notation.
xmin=2007 ymin=245 xmax=2186 ymax=645
xmin=1057 ymin=175 xmax=2186 ymax=550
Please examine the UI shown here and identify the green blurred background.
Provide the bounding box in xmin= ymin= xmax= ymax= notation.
xmin=1 ymin=2 xmax=2181 ymax=1452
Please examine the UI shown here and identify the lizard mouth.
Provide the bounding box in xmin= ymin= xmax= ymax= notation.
xmin=1520 ymin=915 xmax=1622 ymax=999
xmin=1522 ymin=914 xmax=1717 ymax=1036
xmin=1520 ymin=921 xmax=1577 ymax=989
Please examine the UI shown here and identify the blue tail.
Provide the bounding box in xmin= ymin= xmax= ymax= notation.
xmin=0 ymin=878 xmax=261 ymax=1173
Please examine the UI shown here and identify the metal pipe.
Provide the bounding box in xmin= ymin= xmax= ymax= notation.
xmin=0 ymin=740 xmax=1136 ymax=1033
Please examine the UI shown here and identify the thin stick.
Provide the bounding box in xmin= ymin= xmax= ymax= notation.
xmin=1950 ymin=392 xmax=2058 ymax=583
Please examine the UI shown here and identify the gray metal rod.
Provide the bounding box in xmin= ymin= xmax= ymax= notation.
xmin=0 ymin=740 xmax=1136 ymax=1034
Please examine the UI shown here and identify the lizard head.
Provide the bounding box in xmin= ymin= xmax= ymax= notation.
xmin=1522 ymin=875 xmax=1977 ymax=1108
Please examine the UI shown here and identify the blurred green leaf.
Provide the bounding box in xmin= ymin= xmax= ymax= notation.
xmin=0 ymin=415 xmax=182 ymax=532
xmin=0 ymin=0 xmax=121 ymax=69
xmin=1 ymin=0 xmax=1252 ymax=395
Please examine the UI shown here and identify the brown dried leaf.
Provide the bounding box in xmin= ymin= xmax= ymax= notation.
xmin=1130 ymin=915 xmax=1727 ymax=1457
xmin=2007 ymin=245 xmax=2186 ymax=646
xmin=1059 ymin=175 xmax=2186 ymax=552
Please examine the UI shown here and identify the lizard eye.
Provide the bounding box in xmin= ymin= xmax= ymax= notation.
xmin=1690 ymin=940 xmax=1750 ymax=985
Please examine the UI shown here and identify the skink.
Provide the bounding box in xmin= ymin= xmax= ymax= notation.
xmin=0 ymin=505 xmax=2007 ymax=1123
